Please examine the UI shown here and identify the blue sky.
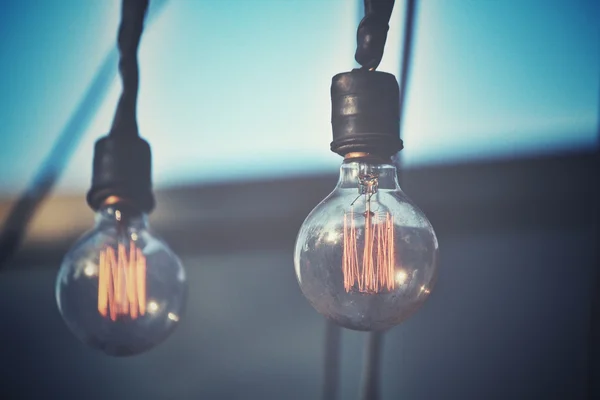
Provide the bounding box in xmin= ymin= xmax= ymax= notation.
xmin=0 ymin=0 xmax=598 ymax=195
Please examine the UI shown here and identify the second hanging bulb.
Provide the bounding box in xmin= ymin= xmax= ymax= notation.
xmin=56 ymin=201 xmax=187 ymax=356
xmin=294 ymin=156 xmax=438 ymax=331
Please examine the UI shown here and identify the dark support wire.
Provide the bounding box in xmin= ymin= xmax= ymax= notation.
xmin=397 ymin=0 xmax=417 ymax=138
xmin=111 ymin=0 xmax=149 ymax=137
xmin=0 ymin=0 xmax=168 ymax=269
xmin=87 ymin=0 xmax=154 ymax=212
xmin=359 ymin=1 xmax=418 ymax=400
xmin=394 ymin=0 xmax=416 ymax=185
xmin=360 ymin=332 xmax=385 ymax=400
xmin=355 ymin=0 xmax=396 ymax=70
xmin=322 ymin=320 xmax=342 ymax=400
xmin=588 ymin=70 xmax=600 ymax=399
xmin=0 ymin=59 xmax=115 ymax=269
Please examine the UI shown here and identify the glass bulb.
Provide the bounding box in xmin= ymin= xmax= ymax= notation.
xmin=56 ymin=204 xmax=187 ymax=356
xmin=294 ymin=159 xmax=438 ymax=331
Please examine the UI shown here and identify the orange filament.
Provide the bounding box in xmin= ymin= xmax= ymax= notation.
xmin=98 ymin=240 xmax=147 ymax=321
xmin=343 ymin=211 xmax=395 ymax=293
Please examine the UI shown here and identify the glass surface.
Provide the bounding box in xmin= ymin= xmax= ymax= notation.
xmin=294 ymin=160 xmax=438 ymax=331
xmin=56 ymin=205 xmax=187 ymax=356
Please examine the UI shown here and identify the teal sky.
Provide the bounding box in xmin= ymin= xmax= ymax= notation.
xmin=0 ymin=0 xmax=598 ymax=195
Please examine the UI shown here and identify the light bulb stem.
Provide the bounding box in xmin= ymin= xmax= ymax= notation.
xmin=101 ymin=196 xmax=142 ymax=214
xmin=344 ymin=152 xmax=392 ymax=164
xmin=95 ymin=201 xmax=147 ymax=230
xmin=103 ymin=196 xmax=125 ymax=207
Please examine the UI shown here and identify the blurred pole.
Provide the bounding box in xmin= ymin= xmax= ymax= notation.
xmin=360 ymin=332 xmax=384 ymax=400
xmin=0 ymin=53 xmax=115 ymax=268
xmin=0 ymin=0 xmax=170 ymax=269
xmin=394 ymin=0 xmax=417 ymax=183
xmin=322 ymin=320 xmax=342 ymax=400
xmin=588 ymin=70 xmax=600 ymax=399
xmin=397 ymin=0 xmax=417 ymax=135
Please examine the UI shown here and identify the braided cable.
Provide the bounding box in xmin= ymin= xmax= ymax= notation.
xmin=355 ymin=0 xmax=396 ymax=70
xmin=110 ymin=0 xmax=149 ymax=136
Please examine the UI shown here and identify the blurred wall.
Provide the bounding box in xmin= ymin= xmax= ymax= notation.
xmin=0 ymin=151 xmax=596 ymax=399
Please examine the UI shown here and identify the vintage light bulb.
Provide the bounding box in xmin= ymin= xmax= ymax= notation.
xmin=56 ymin=202 xmax=186 ymax=356
xmin=294 ymin=156 xmax=438 ymax=331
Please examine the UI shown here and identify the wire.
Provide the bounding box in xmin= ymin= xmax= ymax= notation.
xmin=588 ymin=69 xmax=600 ymax=399
xmin=394 ymin=0 xmax=416 ymax=186
xmin=0 ymin=0 xmax=169 ymax=269
xmin=355 ymin=0 xmax=396 ymax=70
xmin=397 ymin=0 xmax=417 ymax=140
xmin=110 ymin=0 xmax=149 ymax=137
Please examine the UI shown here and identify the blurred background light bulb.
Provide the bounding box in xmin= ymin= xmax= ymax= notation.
xmin=294 ymin=157 xmax=438 ymax=331
xmin=56 ymin=202 xmax=187 ymax=356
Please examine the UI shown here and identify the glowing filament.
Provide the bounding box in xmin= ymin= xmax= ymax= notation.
xmin=343 ymin=211 xmax=396 ymax=293
xmin=98 ymin=240 xmax=147 ymax=321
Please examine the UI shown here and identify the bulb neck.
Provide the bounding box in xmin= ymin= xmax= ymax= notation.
xmin=337 ymin=158 xmax=400 ymax=191
xmin=95 ymin=201 xmax=149 ymax=230
xmin=343 ymin=151 xmax=391 ymax=163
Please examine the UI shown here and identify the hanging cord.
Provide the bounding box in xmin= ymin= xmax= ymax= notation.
xmin=397 ymin=0 xmax=417 ymax=143
xmin=111 ymin=0 xmax=149 ymax=137
xmin=355 ymin=0 xmax=396 ymax=70
xmin=0 ymin=0 xmax=167 ymax=269
xmin=86 ymin=0 xmax=154 ymax=212
xmin=393 ymin=0 xmax=416 ymax=183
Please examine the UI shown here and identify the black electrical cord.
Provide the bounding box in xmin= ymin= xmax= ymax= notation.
xmin=397 ymin=0 xmax=417 ymax=140
xmin=111 ymin=0 xmax=148 ymax=137
xmin=355 ymin=0 xmax=396 ymax=70
xmin=86 ymin=0 xmax=154 ymax=212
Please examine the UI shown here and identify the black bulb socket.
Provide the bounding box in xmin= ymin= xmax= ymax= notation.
xmin=87 ymin=134 xmax=155 ymax=213
xmin=330 ymin=69 xmax=403 ymax=158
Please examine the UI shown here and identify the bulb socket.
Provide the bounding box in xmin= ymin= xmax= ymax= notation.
xmin=87 ymin=135 xmax=155 ymax=213
xmin=330 ymin=69 xmax=403 ymax=158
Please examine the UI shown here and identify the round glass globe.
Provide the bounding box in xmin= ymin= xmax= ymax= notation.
xmin=56 ymin=205 xmax=187 ymax=356
xmin=294 ymin=160 xmax=438 ymax=331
